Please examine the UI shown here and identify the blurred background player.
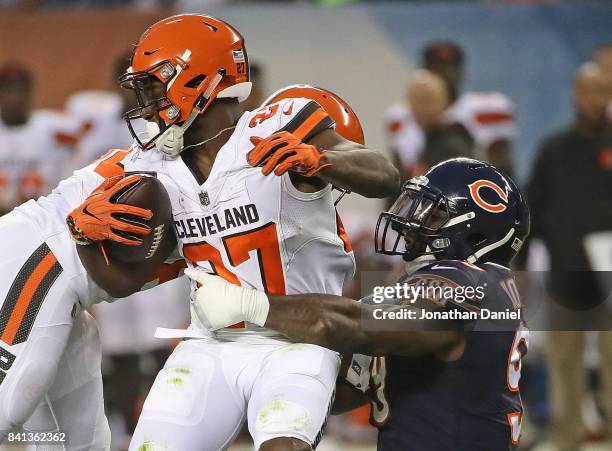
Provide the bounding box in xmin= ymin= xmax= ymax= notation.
xmin=384 ymin=41 xmax=516 ymax=179
xmin=523 ymin=61 xmax=612 ymax=451
xmin=593 ymin=43 xmax=612 ymax=125
xmin=0 ymin=62 xmax=79 ymax=215
xmin=405 ymin=69 xmax=473 ymax=177
xmin=594 ymin=43 xmax=612 ymax=79
xmin=66 ymin=52 xmax=144 ymax=168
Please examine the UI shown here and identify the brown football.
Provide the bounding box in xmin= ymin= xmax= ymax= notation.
xmin=104 ymin=174 xmax=176 ymax=264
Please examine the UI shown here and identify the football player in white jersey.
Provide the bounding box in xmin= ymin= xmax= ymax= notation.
xmin=0 ymin=65 xmax=180 ymax=450
xmin=384 ymin=41 xmax=516 ymax=178
xmin=68 ymin=14 xmax=398 ymax=451
xmin=0 ymin=62 xmax=81 ymax=215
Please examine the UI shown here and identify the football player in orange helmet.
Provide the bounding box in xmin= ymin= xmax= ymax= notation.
xmin=115 ymin=15 xmax=396 ymax=196
xmin=69 ymin=14 xmax=399 ymax=451
xmin=75 ymin=14 xmax=399 ymax=303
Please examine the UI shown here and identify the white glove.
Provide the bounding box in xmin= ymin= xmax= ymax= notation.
xmin=184 ymin=268 xmax=270 ymax=331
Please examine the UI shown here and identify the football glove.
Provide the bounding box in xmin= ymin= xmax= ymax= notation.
xmin=185 ymin=268 xmax=270 ymax=330
xmin=67 ymin=175 xmax=153 ymax=246
xmin=248 ymin=131 xmax=332 ymax=177
xmin=341 ymin=353 xmax=374 ymax=393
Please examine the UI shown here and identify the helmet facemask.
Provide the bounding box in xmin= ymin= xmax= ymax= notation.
xmin=375 ymin=180 xmax=451 ymax=261
xmin=119 ymin=59 xmax=226 ymax=157
xmin=119 ymin=63 xmax=177 ymax=150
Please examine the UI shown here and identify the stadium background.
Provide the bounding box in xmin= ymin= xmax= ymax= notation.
xmin=0 ymin=1 xmax=611 ymax=450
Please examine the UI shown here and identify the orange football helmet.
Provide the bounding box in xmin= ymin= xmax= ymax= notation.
xmin=120 ymin=14 xmax=251 ymax=155
xmin=264 ymin=84 xmax=365 ymax=144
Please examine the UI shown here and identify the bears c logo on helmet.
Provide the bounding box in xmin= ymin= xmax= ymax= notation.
xmin=468 ymin=179 xmax=508 ymax=213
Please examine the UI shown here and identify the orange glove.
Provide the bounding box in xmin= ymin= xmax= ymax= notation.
xmin=248 ymin=131 xmax=332 ymax=177
xmin=67 ymin=175 xmax=153 ymax=246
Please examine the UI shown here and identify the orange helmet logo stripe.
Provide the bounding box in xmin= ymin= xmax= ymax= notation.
xmin=468 ymin=179 xmax=508 ymax=213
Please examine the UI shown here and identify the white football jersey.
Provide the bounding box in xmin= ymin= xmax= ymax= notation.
xmin=122 ymin=98 xmax=356 ymax=341
xmin=383 ymin=102 xmax=425 ymax=173
xmin=0 ymin=110 xmax=80 ymax=211
xmin=383 ymin=91 xmax=516 ymax=169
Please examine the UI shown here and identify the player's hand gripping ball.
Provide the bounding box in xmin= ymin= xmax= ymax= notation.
xmin=247 ymin=131 xmax=332 ymax=177
xmin=67 ymin=174 xmax=174 ymax=263
xmin=67 ymin=175 xmax=152 ymax=246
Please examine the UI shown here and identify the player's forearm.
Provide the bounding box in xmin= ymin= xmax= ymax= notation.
xmin=266 ymin=294 xmax=461 ymax=356
xmin=319 ymin=147 xmax=400 ymax=198
xmin=266 ymin=294 xmax=368 ymax=354
xmin=186 ymin=270 xmax=461 ymax=355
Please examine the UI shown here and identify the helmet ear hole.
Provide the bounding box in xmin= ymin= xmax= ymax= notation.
xmin=185 ymin=74 xmax=206 ymax=88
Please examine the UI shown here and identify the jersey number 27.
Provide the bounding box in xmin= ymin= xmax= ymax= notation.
xmin=182 ymin=221 xmax=286 ymax=295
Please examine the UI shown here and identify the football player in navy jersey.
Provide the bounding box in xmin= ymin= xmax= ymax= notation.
xmin=188 ymin=158 xmax=531 ymax=450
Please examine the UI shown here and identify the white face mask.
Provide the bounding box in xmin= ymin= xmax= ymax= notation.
xmin=146 ymin=121 xmax=185 ymax=158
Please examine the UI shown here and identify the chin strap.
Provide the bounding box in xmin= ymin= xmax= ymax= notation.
xmin=467 ymin=228 xmax=515 ymax=264
xmin=147 ymin=111 xmax=200 ymax=158
xmin=333 ymin=188 xmax=350 ymax=206
xmin=181 ymin=125 xmax=237 ymax=153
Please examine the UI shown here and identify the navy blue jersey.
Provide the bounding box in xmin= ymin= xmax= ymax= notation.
xmin=370 ymin=260 xmax=528 ymax=451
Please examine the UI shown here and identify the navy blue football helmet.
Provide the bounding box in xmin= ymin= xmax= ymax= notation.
xmin=375 ymin=158 xmax=530 ymax=266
